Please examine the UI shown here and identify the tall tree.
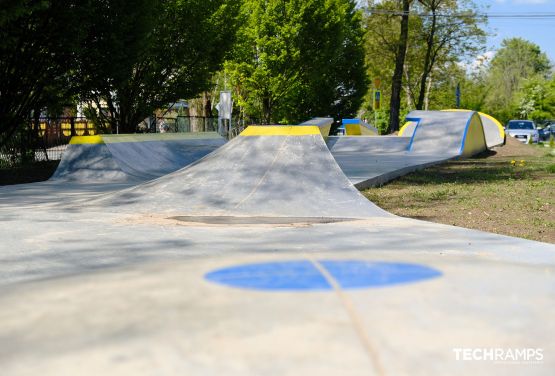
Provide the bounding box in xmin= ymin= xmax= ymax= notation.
xmin=388 ymin=0 xmax=411 ymax=134
xmin=413 ymin=0 xmax=485 ymax=110
xmin=0 ymin=0 xmax=87 ymax=146
xmin=224 ymin=0 xmax=367 ymax=124
xmin=79 ymin=0 xmax=240 ymax=133
xmin=484 ymin=38 xmax=551 ymax=122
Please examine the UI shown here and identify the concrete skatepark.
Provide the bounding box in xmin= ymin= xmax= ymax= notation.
xmin=0 ymin=111 xmax=553 ymax=375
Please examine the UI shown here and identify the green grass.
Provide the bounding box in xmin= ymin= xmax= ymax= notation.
xmin=363 ymin=145 xmax=555 ymax=243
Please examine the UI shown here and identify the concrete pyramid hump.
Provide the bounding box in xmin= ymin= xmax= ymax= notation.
xmin=93 ymin=126 xmax=389 ymax=218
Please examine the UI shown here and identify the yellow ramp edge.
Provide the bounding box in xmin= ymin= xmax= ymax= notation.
xmin=443 ymin=109 xmax=505 ymax=139
xmin=240 ymin=126 xmax=321 ymax=136
xmin=69 ymin=135 xmax=104 ymax=144
xmin=345 ymin=123 xmax=361 ymax=136
xmin=398 ymin=121 xmax=415 ymax=136
xmin=462 ymin=113 xmax=487 ymax=157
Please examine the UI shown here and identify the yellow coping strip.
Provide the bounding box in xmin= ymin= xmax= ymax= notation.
xmin=240 ymin=125 xmax=321 ymax=136
xmin=442 ymin=109 xmax=505 ymax=138
xmin=69 ymin=135 xmax=104 ymax=144
xmin=398 ymin=121 xmax=413 ymax=136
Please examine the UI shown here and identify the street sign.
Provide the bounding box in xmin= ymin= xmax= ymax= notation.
xmin=373 ymin=90 xmax=381 ymax=110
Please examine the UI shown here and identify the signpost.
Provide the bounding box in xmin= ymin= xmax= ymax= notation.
xmin=373 ymin=78 xmax=381 ymax=128
xmin=216 ymin=91 xmax=233 ymax=137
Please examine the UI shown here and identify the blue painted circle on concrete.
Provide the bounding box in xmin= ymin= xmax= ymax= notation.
xmin=205 ymin=260 xmax=441 ymax=291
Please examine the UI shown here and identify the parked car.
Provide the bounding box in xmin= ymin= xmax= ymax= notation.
xmin=505 ymin=120 xmax=539 ymax=143
xmin=538 ymin=122 xmax=555 ymax=141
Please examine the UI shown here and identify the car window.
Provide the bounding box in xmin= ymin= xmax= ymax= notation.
xmin=507 ymin=121 xmax=534 ymax=130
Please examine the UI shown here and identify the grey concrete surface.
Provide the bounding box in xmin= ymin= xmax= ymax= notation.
xmin=87 ymin=133 xmax=389 ymax=218
xmin=329 ymin=111 xmax=487 ymax=188
xmin=406 ymin=110 xmax=486 ymax=156
xmin=53 ymin=133 xmax=225 ymax=183
xmin=0 ymin=120 xmax=553 ymax=375
xmin=401 ymin=111 xmax=504 ymax=148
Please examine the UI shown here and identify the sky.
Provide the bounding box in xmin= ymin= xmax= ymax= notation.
xmin=358 ymin=0 xmax=555 ymax=63
xmin=478 ymin=0 xmax=555 ymax=62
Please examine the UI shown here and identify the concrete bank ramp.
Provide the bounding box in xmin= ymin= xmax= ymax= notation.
xmin=342 ymin=118 xmax=379 ymax=135
xmin=328 ymin=111 xmax=488 ymax=188
xmin=299 ymin=117 xmax=334 ymax=137
xmin=400 ymin=110 xmax=504 ymax=148
xmin=406 ymin=110 xmax=487 ymax=157
xmin=51 ymin=133 xmax=225 ymax=183
xmin=92 ymin=126 xmax=389 ymax=218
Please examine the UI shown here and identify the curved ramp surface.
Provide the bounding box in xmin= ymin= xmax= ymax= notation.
xmin=400 ymin=110 xmax=505 ymax=148
xmin=92 ymin=126 xmax=389 ymax=218
xmin=328 ymin=111 xmax=488 ymax=188
xmin=406 ymin=110 xmax=487 ymax=157
xmin=52 ymin=133 xmax=225 ymax=183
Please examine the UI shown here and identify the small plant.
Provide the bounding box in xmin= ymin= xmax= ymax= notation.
xmin=549 ymin=134 xmax=555 ymax=149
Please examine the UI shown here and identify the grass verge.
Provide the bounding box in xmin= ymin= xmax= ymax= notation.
xmin=363 ymin=138 xmax=555 ymax=243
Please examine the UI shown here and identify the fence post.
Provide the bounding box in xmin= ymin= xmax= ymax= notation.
xmin=70 ymin=117 xmax=76 ymax=136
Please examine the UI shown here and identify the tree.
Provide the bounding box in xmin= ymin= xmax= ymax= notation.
xmin=516 ymin=77 xmax=555 ymax=121
xmin=389 ymin=0 xmax=411 ymax=133
xmin=0 ymin=0 xmax=87 ymax=146
xmin=484 ymin=38 xmax=551 ymax=123
xmin=224 ymin=0 xmax=367 ymax=124
xmin=79 ymin=0 xmax=240 ymax=133
xmin=413 ymin=0 xmax=486 ymax=110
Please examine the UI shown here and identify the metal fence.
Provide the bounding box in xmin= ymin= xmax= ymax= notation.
xmin=0 ymin=116 xmax=253 ymax=166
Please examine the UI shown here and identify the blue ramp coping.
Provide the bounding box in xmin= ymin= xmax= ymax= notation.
xmin=205 ymin=260 xmax=442 ymax=291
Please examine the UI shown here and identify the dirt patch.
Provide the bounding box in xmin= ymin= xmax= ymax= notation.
xmin=363 ymin=140 xmax=555 ymax=243
xmin=493 ymin=136 xmax=546 ymax=158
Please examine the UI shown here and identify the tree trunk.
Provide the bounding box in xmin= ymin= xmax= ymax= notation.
xmin=403 ymin=63 xmax=415 ymax=109
xmin=416 ymin=10 xmax=437 ymax=110
xmin=424 ymin=70 xmax=433 ymax=110
xmin=388 ymin=0 xmax=411 ymax=134
xmin=203 ymin=91 xmax=212 ymax=118
xmin=262 ymin=95 xmax=271 ymax=124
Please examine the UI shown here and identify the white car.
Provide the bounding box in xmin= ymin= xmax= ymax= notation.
xmin=505 ymin=120 xmax=539 ymax=143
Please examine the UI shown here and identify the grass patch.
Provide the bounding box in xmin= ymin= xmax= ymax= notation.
xmin=363 ymin=141 xmax=555 ymax=243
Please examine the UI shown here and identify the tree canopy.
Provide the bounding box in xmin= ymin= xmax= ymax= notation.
xmin=79 ymin=0 xmax=240 ymax=133
xmin=0 ymin=0 xmax=86 ymax=145
xmin=224 ymin=0 xmax=367 ymax=124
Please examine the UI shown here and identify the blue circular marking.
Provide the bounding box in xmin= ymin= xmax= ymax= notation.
xmin=205 ymin=260 xmax=442 ymax=291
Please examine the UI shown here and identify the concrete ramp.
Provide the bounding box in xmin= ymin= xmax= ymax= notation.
xmin=299 ymin=117 xmax=334 ymax=137
xmin=400 ymin=110 xmax=505 ymax=148
xmin=342 ymin=118 xmax=379 ymax=135
xmin=479 ymin=112 xmax=505 ymax=147
xmin=52 ymin=133 xmax=225 ymax=183
xmin=93 ymin=126 xmax=389 ymax=218
xmin=406 ymin=110 xmax=487 ymax=157
xmin=329 ymin=111 xmax=488 ymax=188
xmin=327 ymin=136 xmax=411 ymax=154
